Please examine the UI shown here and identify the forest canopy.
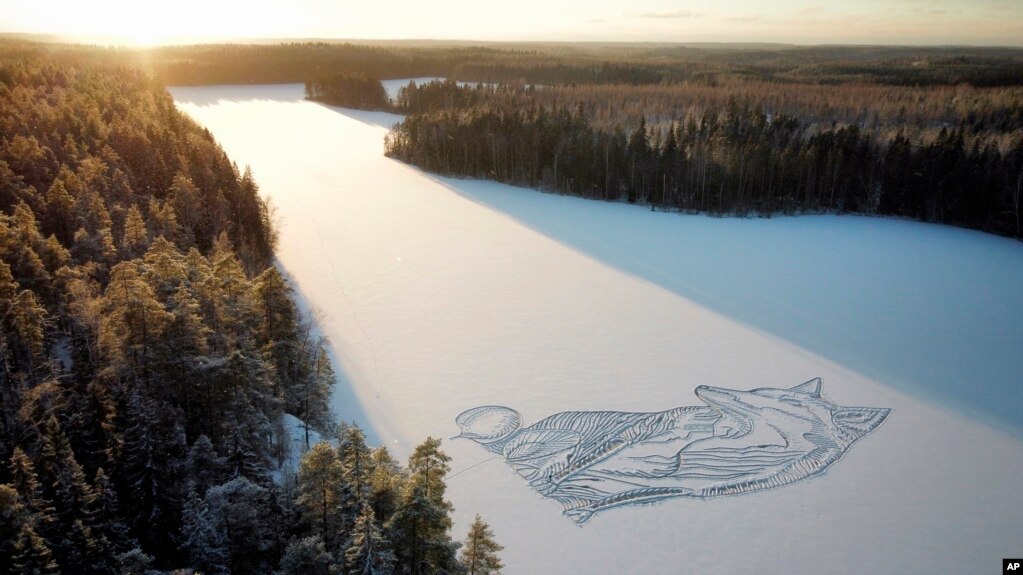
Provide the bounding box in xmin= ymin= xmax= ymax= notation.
xmin=0 ymin=47 xmax=492 ymax=575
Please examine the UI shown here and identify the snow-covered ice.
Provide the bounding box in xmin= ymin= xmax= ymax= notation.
xmin=172 ymin=83 xmax=1023 ymax=575
xmin=274 ymin=413 xmax=326 ymax=482
xmin=381 ymin=77 xmax=442 ymax=100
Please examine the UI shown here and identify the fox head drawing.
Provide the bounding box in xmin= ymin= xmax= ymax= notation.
xmin=680 ymin=378 xmax=892 ymax=498
xmin=693 ymin=377 xmax=891 ymax=449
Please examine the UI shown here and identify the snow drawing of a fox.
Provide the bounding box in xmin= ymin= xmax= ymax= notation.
xmin=454 ymin=378 xmax=891 ymax=524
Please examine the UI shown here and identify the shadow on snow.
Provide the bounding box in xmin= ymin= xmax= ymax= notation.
xmin=423 ymin=172 xmax=1023 ymax=440
xmin=276 ymin=264 xmax=383 ymax=448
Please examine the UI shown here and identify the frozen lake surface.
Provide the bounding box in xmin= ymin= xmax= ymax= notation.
xmin=172 ymin=83 xmax=1023 ymax=575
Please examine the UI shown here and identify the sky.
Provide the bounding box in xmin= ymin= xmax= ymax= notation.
xmin=1 ymin=0 xmax=1021 ymax=46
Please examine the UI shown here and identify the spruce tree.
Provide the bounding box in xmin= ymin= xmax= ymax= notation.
xmin=119 ymin=204 xmax=149 ymax=259
xmin=338 ymin=423 xmax=372 ymax=505
xmin=119 ymin=390 xmax=186 ymax=556
xmin=345 ymin=505 xmax=395 ymax=575
xmin=35 ymin=412 xmax=106 ymax=570
xmin=148 ymin=199 xmax=183 ymax=246
xmin=73 ymin=188 xmax=112 ymax=234
xmin=59 ymin=519 xmax=110 ymax=575
xmin=207 ymin=235 xmax=259 ymax=348
xmin=0 ymin=212 xmax=49 ymax=293
xmin=70 ymin=227 xmax=116 ymax=269
xmin=407 ymin=438 xmax=451 ymax=503
xmin=253 ymin=266 xmax=297 ymax=345
xmin=205 ymin=477 xmax=273 ymax=574
xmin=388 ymin=438 xmax=458 ymax=575
xmin=43 ymin=179 xmax=76 ymax=246
xmin=180 ymin=487 xmax=228 ymax=574
xmin=367 ymin=447 xmax=404 ymax=526
xmin=38 ymin=235 xmax=70 ymax=277
xmin=141 ymin=237 xmax=188 ymax=302
xmin=293 ymin=339 xmax=335 ymax=442
xmin=91 ymin=468 xmax=130 ymax=552
xmin=0 ymin=485 xmax=37 ymax=570
xmin=297 ymin=442 xmax=347 ymax=548
xmin=40 ymin=418 xmax=96 ymax=528
xmin=8 ymin=448 xmax=49 ymax=516
xmin=11 ymin=202 xmax=45 ymax=256
xmin=0 ymin=261 xmax=16 ymax=438
xmin=460 ymin=515 xmax=503 ymax=575
xmin=276 ymin=535 xmax=337 ymax=575
xmin=0 ymin=259 xmax=16 ymax=309
xmin=99 ymin=261 xmax=173 ymax=378
xmin=11 ymin=523 xmax=60 ymax=575
xmin=226 ymin=424 xmax=271 ymax=485
xmin=167 ymin=282 xmax=209 ymax=355
xmin=253 ymin=266 xmax=300 ymax=401
xmin=9 ymin=290 xmax=48 ymax=373
xmin=7 ymin=447 xmax=58 ymax=550
xmin=185 ymin=435 xmax=227 ymax=495
xmin=114 ymin=548 xmax=153 ymax=575
xmin=168 ymin=174 xmax=201 ymax=244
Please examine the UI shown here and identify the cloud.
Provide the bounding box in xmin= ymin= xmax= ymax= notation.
xmin=798 ymin=6 xmax=823 ymax=15
xmin=725 ymin=15 xmax=765 ymax=22
xmin=632 ymin=9 xmax=699 ymax=19
xmin=585 ymin=18 xmax=607 ymax=24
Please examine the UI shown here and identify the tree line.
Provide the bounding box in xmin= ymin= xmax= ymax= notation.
xmin=143 ymin=43 xmax=1023 ymax=88
xmin=305 ymin=73 xmax=390 ymax=110
xmin=0 ymin=52 xmax=504 ymax=574
xmin=386 ymin=81 xmax=1023 ymax=239
xmin=8 ymin=39 xmax=1023 ymax=88
xmin=391 ymin=79 xmax=1023 ymax=143
xmin=506 ymin=81 xmax=1023 ymax=140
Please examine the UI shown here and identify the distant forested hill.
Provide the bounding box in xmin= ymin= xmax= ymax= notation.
xmin=5 ymin=39 xmax=1023 ymax=87
xmin=139 ymin=43 xmax=1023 ymax=88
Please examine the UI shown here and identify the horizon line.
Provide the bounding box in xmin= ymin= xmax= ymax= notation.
xmin=2 ymin=32 xmax=1022 ymax=50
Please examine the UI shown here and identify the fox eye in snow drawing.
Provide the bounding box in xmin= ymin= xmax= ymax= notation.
xmin=454 ymin=378 xmax=891 ymax=524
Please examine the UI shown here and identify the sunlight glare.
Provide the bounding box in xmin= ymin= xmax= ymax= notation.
xmin=7 ymin=0 xmax=304 ymax=45
xmin=2 ymin=0 xmax=1021 ymax=46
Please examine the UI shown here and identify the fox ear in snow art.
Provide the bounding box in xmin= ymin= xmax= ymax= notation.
xmin=455 ymin=378 xmax=890 ymax=524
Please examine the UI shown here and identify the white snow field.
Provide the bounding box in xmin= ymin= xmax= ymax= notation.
xmin=171 ymin=84 xmax=1023 ymax=575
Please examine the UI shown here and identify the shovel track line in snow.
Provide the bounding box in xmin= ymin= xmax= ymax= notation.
xmin=293 ymin=192 xmax=382 ymax=394
xmin=448 ymin=456 xmax=500 ymax=480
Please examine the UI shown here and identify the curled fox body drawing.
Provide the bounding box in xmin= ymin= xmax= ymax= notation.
xmin=454 ymin=378 xmax=891 ymax=524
